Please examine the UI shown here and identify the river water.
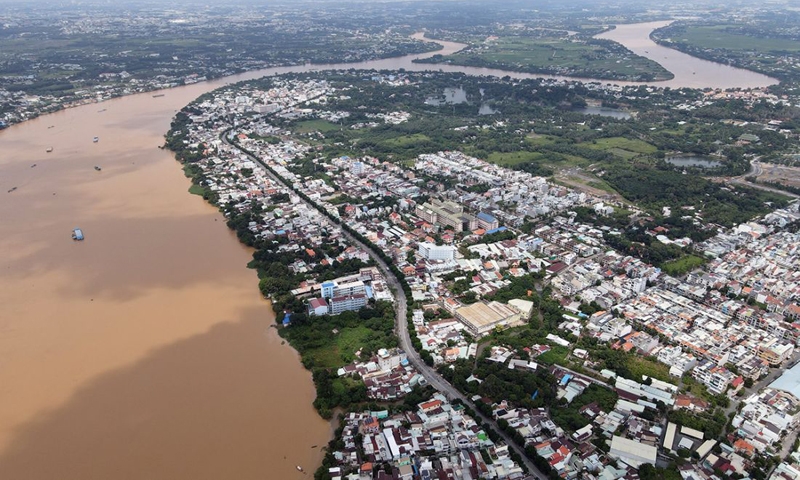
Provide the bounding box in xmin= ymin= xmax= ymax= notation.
xmin=0 ymin=84 xmax=332 ymax=480
xmin=595 ymin=21 xmax=778 ymax=89
xmin=0 ymin=21 xmax=779 ymax=480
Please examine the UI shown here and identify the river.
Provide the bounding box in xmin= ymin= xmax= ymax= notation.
xmin=0 ymin=84 xmax=333 ymax=480
xmin=0 ymin=21 xmax=779 ymax=480
xmin=595 ymin=21 xmax=778 ymax=89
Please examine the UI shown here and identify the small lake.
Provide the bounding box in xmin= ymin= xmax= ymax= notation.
xmin=478 ymin=104 xmax=498 ymax=115
xmin=426 ymin=87 xmax=498 ymax=115
xmin=573 ymin=106 xmax=632 ymax=119
xmin=425 ymin=87 xmax=468 ymax=106
xmin=666 ymin=155 xmax=723 ymax=168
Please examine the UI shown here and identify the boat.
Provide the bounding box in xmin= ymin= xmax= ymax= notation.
xmin=94 ymin=166 xmax=102 ymax=171
xmin=93 ymin=136 xmax=99 ymax=143
xmin=296 ymin=466 xmax=303 ymax=472
xmin=72 ymin=228 xmax=84 ymax=241
xmin=7 ymin=187 xmax=17 ymax=193
xmin=153 ymin=93 xmax=165 ymax=98
xmin=46 ymin=147 xmax=53 ymax=153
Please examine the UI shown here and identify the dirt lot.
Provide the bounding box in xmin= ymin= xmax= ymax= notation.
xmin=757 ymin=163 xmax=800 ymax=188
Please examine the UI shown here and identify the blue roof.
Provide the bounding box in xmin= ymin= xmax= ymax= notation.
xmin=477 ymin=212 xmax=497 ymax=223
xmin=561 ymin=374 xmax=572 ymax=386
xmin=485 ymin=226 xmax=507 ymax=235
xmin=283 ymin=313 xmax=291 ymax=325
xmin=322 ymin=281 xmax=335 ymax=288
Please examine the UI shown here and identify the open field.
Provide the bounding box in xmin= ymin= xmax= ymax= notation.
xmin=662 ymin=255 xmax=707 ymax=277
xmin=302 ymin=326 xmax=374 ymax=369
xmin=294 ymin=119 xmax=342 ymax=134
xmin=418 ymin=34 xmax=672 ymax=81
xmin=671 ymin=26 xmax=800 ymax=53
xmin=756 ymin=163 xmax=800 ymax=189
xmin=578 ymin=137 xmax=657 ymax=160
xmin=487 ymin=150 xmax=545 ymax=166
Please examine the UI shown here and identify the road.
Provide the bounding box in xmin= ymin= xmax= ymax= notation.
xmin=224 ymin=133 xmax=548 ymax=480
xmin=724 ymin=157 xmax=800 ymax=199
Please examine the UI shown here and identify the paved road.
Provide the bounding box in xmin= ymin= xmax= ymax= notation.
xmin=725 ymin=157 xmax=799 ymax=199
xmin=225 ymin=134 xmax=548 ymax=480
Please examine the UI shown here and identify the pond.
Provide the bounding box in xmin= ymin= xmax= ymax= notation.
xmin=572 ymin=106 xmax=632 ymax=119
xmin=666 ymin=155 xmax=723 ymax=168
xmin=478 ymin=104 xmax=498 ymax=115
xmin=425 ymin=87 xmax=469 ymax=106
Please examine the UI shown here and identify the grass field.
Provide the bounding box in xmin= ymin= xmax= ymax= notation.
xmin=581 ymin=137 xmax=657 ymax=154
xmin=537 ymin=345 xmax=570 ymax=366
xmin=674 ymin=25 xmax=800 ymax=53
xmin=381 ymin=133 xmax=431 ymax=148
xmin=293 ymin=119 xmax=341 ymax=134
xmin=487 ymin=150 xmax=545 ymax=166
xmin=662 ymin=255 xmax=707 ymax=276
xmin=425 ymin=35 xmax=672 ymax=80
xmin=303 ymin=326 xmax=373 ymax=369
xmin=626 ymin=355 xmax=672 ymax=383
xmin=525 ymin=134 xmax=558 ymax=147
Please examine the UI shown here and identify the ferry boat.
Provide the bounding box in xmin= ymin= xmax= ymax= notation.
xmin=72 ymin=228 xmax=84 ymax=241
xmin=93 ymin=136 xmax=99 ymax=143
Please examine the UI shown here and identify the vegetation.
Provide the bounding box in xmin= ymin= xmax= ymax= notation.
xmin=551 ymin=384 xmax=618 ymax=432
xmin=416 ymin=33 xmax=672 ymax=81
xmin=662 ymin=255 xmax=707 ymax=276
xmin=652 ymin=21 xmax=800 ymax=81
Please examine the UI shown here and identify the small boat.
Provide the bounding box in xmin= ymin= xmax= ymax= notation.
xmin=7 ymin=187 xmax=17 ymax=193
xmin=296 ymin=466 xmax=303 ymax=472
xmin=72 ymin=228 xmax=84 ymax=241
xmin=93 ymin=136 xmax=99 ymax=143
xmin=31 ymin=163 xmax=37 ymax=168
xmin=153 ymin=93 xmax=165 ymax=98
xmin=46 ymin=147 xmax=53 ymax=153
xmin=94 ymin=166 xmax=102 ymax=171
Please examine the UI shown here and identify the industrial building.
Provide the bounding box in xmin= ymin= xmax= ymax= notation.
xmin=609 ymin=435 xmax=657 ymax=468
xmin=454 ymin=301 xmax=523 ymax=337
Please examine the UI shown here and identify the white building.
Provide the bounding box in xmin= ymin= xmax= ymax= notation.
xmin=418 ymin=242 xmax=456 ymax=261
xmin=609 ymin=435 xmax=657 ymax=468
xmin=330 ymin=294 xmax=368 ymax=315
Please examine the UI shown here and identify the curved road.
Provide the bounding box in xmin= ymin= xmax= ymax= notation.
xmin=727 ymin=158 xmax=799 ymax=199
xmin=223 ymin=133 xmax=547 ymax=480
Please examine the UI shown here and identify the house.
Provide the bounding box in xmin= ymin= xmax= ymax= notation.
xmin=309 ymin=297 xmax=329 ymax=316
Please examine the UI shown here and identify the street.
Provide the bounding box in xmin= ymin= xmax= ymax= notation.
xmin=227 ymin=132 xmax=549 ymax=479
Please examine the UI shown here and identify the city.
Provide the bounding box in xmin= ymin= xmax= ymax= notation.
xmin=4 ymin=2 xmax=800 ymax=480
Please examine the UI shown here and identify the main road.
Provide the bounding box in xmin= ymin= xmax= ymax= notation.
xmin=222 ymin=132 xmax=548 ymax=480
